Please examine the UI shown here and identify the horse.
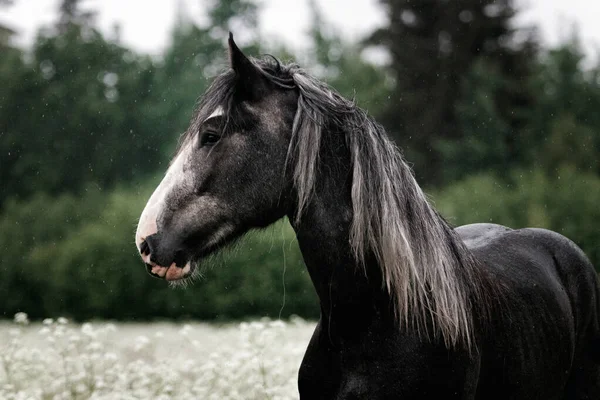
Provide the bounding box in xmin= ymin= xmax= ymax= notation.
xmin=135 ymin=34 xmax=600 ymax=399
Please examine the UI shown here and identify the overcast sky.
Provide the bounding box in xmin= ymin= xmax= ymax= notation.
xmin=1 ymin=0 xmax=599 ymax=63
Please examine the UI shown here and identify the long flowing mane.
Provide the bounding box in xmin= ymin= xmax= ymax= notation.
xmin=182 ymin=56 xmax=493 ymax=348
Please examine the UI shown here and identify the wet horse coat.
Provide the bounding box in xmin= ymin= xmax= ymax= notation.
xmin=135 ymin=35 xmax=600 ymax=399
xmin=294 ymin=186 xmax=599 ymax=399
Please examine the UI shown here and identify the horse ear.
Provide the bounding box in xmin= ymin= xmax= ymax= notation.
xmin=228 ymin=32 xmax=253 ymax=73
xmin=228 ymin=32 xmax=267 ymax=99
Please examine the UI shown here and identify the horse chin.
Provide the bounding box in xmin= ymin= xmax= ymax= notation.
xmin=167 ymin=262 xmax=200 ymax=288
xmin=167 ymin=225 xmax=243 ymax=287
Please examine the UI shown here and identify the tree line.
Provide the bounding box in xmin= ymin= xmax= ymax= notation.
xmin=0 ymin=0 xmax=598 ymax=320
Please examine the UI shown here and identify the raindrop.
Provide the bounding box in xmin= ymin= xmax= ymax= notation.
xmin=122 ymin=51 xmax=136 ymax=63
xmin=483 ymin=4 xmax=503 ymax=18
xmin=105 ymin=88 xmax=119 ymax=102
xmin=103 ymin=72 xmax=119 ymax=87
xmin=194 ymin=54 xmax=205 ymax=66
xmin=39 ymin=60 xmax=56 ymax=80
xmin=438 ymin=31 xmax=452 ymax=55
xmin=328 ymin=47 xmax=342 ymax=62
xmin=401 ymin=9 xmax=417 ymax=26
xmin=459 ymin=10 xmax=473 ymax=23
xmin=203 ymin=64 xmax=221 ymax=79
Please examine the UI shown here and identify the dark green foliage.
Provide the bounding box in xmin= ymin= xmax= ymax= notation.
xmin=0 ymin=19 xmax=163 ymax=205
xmin=306 ymin=0 xmax=392 ymax=114
xmin=434 ymin=167 xmax=600 ymax=270
xmin=437 ymin=39 xmax=600 ymax=182
xmin=525 ymin=40 xmax=600 ymax=176
xmin=0 ymin=0 xmax=263 ymax=207
xmin=368 ymin=0 xmax=536 ymax=184
xmin=435 ymin=58 xmax=529 ymax=182
xmin=0 ymin=184 xmax=317 ymax=320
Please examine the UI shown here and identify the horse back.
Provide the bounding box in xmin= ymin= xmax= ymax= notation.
xmin=456 ymin=223 xmax=600 ymax=399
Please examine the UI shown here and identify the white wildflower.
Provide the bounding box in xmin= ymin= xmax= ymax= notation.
xmin=81 ymin=323 xmax=95 ymax=337
xmin=68 ymin=334 xmax=81 ymax=343
xmin=178 ymin=324 xmax=192 ymax=336
xmin=38 ymin=327 xmax=51 ymax=335
xmin=86 ymin=341 xmax=102 ymax=352
xmin=0 ymin=316 xmax=315 ymax=399
xmin=14 ymin=312 xmax=29 ymax=325
xmin=133 ymin=335 xmax=151 ymax=352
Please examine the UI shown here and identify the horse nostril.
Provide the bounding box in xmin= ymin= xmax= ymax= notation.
xmin=140 ymin=240 xmax=150 ymax=256
xmin=143 ymin=234 xmax=159 ymax=257
xmin=141 ymin=233 xmax=179 ymax=268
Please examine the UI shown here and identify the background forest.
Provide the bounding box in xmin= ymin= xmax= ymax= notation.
xmin=1 ymin=0 xmax=599 ymax=321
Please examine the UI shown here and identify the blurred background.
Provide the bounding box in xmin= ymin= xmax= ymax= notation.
xmin=0 ymin=0 xmax=599 ymax=322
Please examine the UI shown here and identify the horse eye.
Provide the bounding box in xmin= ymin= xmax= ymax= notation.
xmin=200 ymin=131 xmax=220 ymax=147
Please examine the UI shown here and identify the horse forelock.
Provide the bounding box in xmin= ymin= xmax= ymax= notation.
xmin=176 ymin=70 xmax=237 ymax=159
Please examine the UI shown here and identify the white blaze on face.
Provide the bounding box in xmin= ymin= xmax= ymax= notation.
xmin=206 ymin=106 xmax=224 ymax=121
xmin=135 ymin=106 xmax=225 ymax=262
xmin=135 ymin=146 xmax=189 ymax=263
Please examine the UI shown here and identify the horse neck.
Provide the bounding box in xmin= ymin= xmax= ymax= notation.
xmin=288 ymin=141 xmax=392 ymax=329
xmin=286 ymin=121 xmax=489 ymax=344
xmin=290 ymin=190 xmax=390 ymax=328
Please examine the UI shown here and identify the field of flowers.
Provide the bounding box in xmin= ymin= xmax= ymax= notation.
xmin=0 ymin=313 xmax=315 ymax=400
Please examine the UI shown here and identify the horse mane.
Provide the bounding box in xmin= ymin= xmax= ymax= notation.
xmin=185 ymin=56 xmax=493 ymax=348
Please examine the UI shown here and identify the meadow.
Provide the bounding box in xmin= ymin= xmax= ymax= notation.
xmin=0 ymin=314 xmax=315 ymax=400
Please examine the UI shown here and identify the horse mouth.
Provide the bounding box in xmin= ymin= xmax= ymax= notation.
xmin=146 ymin=260 xmax=195 ymax=281
xmin=139 ymin=226 xmax=237 ymax=283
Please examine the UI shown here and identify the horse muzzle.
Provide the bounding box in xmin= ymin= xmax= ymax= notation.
xmin=138 ymin=234 xmax=195 ymax=281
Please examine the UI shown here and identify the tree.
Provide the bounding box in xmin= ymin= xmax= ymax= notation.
xmin=367 ymin=0 xmax=537 ymax=184
xmin=0 ymin=0 xmax=16 ymax=47
xmin=0 ymin=0 xmax=161 ymax=205
xmin=305 ymin=0 xmax=391 ymax=117
xmin=525 ymin=38 xmax=600 ymax=176
xmin=57 ymin=0 xmax=95 ymax=31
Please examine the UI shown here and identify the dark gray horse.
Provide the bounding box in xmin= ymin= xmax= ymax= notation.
xmin=135 ymin=35 xmax=600 ymax=399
